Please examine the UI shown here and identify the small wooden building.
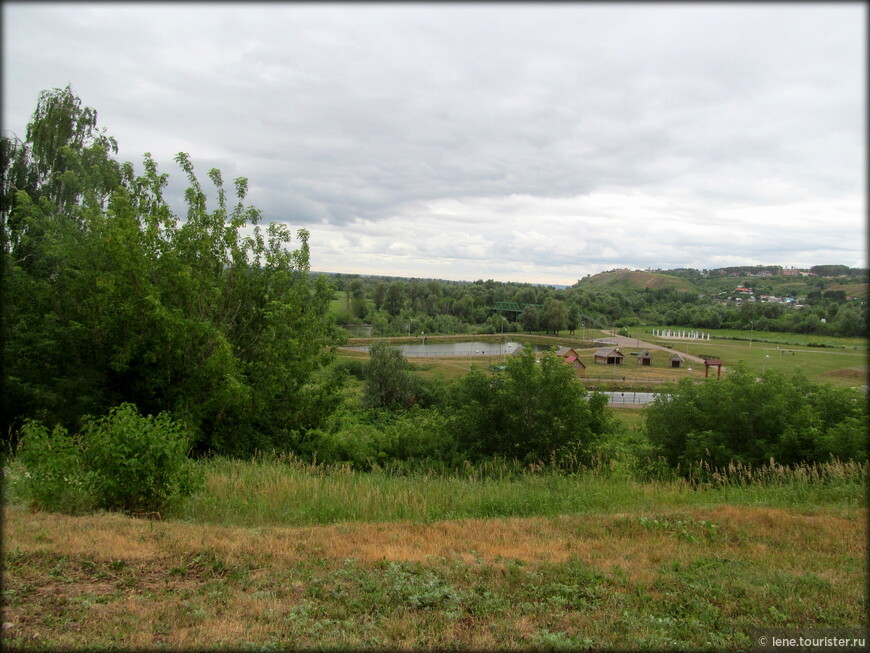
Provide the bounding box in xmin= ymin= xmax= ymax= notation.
xmin=637 ymin=350 xmax=653 ymax=366
xmin=669 ymin=353 xmax=684 ymax=368
xmin=563 ymin=355 xmax=586 ymax=375
xmin=555 ymin=347 xmax=580 ymax=359
xmin=594 ymin=347 xmax=624 ymax=365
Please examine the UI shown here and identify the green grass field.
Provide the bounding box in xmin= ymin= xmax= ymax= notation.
xmin=638 ymin=329 xmax=867 ymax=387
xmin=4 ymin=456 xmax=866 ymax=650
xmin=338 ymin=329 xmax=868 ymax=387
xmin=328 ymin=290 xmax=348 ymax=317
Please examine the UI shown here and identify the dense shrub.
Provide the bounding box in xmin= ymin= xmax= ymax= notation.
xmin=14 ymin=403 xmax=202 ymax=514
xmin=364 ymin=341 xmax=416 ymax=409
xmin=291 ymin=407 xmax=452 ymax=470
xmin=447 ymin=346 xmax=610 ymax=463
xmin=80 ymin=403 xmax=203 ymax=512
xmin=15 ymin=421 xmax=93 ymax=513
xmin=333 ymin=358 xmax=368 ymax=380
xmin=644 ymin=366 xmax=868 ymax=469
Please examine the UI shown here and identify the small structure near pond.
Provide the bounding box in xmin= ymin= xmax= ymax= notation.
xmin=552 ymin=346 xmax=586 ymax=375
xmin=594 ymin=347 xmax=624 ymax=365
xmin=563 ymin=354 xmax=586 ymax=375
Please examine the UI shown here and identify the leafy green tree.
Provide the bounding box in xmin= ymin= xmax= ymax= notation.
xmin=832 ymin=305 xmax=864 ymax=337
xmin=520 ymin=305 xmax=539 ymax=333
xmin=3 ymin=87 xmax=342 ymax=455
xmin=371 ymin=281 xmax=388 ymax=310
xmin=448 ymin=346 xmax=609 ymax=463
xmin=542 ymin=298 xmax=568 ymax=334
xmin=566 ymin=305 xmax=580 ymax=334
xmin=453 ymin=293 xmax=474 ymax=320
xmin=348 ymin=278 xmax=368 ymax=318
xmin=645 ymin=366 xmax=868 ymax=468
xmin=383 ymin=281 xmax=407 ymax=316
xmin=363 ymin=341 xmax=415 ymax=410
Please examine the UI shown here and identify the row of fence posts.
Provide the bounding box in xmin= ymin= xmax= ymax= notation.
xmin=652 ymin=328 xmax=711 ymax=340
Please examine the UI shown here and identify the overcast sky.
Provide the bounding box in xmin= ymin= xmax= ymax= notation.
xmin=3 ymin=2 xmax=866 ymax=285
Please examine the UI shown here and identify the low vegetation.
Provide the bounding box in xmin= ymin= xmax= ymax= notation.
xmin=4 ymin=456 xmax=866 ymax=649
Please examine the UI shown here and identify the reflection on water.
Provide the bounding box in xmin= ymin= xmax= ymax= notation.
xmin=601 ymin=391 xmax=661 ymax=405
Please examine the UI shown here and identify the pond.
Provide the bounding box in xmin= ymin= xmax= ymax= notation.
xmin=342 ymin=324 xmax=374 ymax=337
xmin=344 ymin=341 xmax=551 ymax=357
xmin=601 ymin=391 xmax=662 ymax=405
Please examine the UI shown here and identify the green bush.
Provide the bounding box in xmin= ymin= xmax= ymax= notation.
xmin=644 ymin=366 xmax=869 ymax=469
xmin=291 ymin=407 xmax=452 ymax=470
xmin=15 ymin=421 xmax=94 ymax=513
xmin=447 ymin=346 xmax=610 ymax=464
xmin=333 ymin=358 xmax=369 ymax=380
xmin=14 ymin=403 xmax=202 ymax=514
xmin=364 ymin=341 xmax=416 ymax=409
xmin=81 ymin=404 xmax=203 ymax=512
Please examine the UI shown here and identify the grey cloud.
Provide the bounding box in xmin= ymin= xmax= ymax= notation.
xmin=3 ymin=3 xmax=864 ymax=282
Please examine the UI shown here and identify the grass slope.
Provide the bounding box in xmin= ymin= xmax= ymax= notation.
xmin=578 ymin=270 xmax=700 ymax=294
xmin=5 ymin=499 xmax=865 ymax=649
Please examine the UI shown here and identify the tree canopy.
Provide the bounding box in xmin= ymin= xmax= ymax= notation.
xmin=447 ymin=346 xmax=609 ymax=463
xmin=2 ymin=86 xmax=342 ymax=455
xmin=644 ymin=366 xmax=868 ymax=468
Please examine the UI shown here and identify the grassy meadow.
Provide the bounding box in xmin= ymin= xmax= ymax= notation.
xmin=339 ymin=328 xmax=868 ymax=388
xmin=4 ymin=455 xmax=868 ymax=650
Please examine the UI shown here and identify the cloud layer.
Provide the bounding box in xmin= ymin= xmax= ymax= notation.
xmin=3 ymin=3 xmax=865 ymax=284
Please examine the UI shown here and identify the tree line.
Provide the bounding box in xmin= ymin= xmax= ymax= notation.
xmin=329 ymin=273 xmax=866 ymax=339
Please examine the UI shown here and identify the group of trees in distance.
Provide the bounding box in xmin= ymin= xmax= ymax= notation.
xmin=327 ymin=268 xmax=867 ymax=340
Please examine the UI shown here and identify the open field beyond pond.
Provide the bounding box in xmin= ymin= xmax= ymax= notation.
xmin=4 ymin=457 xmax=867 ymax=650
xmin=339 ymin=330 xmax=868 ymax=388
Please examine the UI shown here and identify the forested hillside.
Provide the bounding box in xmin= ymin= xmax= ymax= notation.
xmin=327 ymin=264 xmax=867 ymax=339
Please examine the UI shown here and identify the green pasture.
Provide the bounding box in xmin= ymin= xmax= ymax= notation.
xmin=337 ymin=329 xmax=867 ymax=388
xmin=142 ymin=456 xmax=867 ymax=528
xmin=634 ymin=328 xmax=867 ymax=387
xmin=328 ymin=290 xmax=348 ymax=317
xmin=637 ymin=325 xmax=867 ymax=349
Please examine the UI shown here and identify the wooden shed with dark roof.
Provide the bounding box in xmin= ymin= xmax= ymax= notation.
xmin=594 ymin=347 xmax=624 ymax=365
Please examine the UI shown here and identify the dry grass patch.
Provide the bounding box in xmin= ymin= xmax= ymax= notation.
xmin=822 ymin=366 xmax=869 ymax=382
xmin=4 ymin=504 xmax=865 ymax=650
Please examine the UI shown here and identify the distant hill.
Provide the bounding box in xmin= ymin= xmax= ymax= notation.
xmin=576 ymin=270 xmax=700 ymax=294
